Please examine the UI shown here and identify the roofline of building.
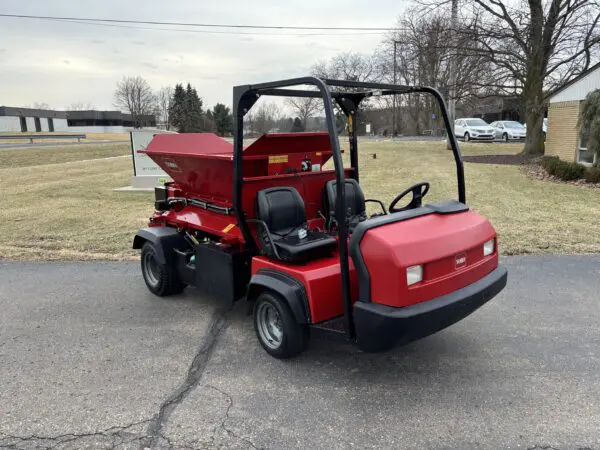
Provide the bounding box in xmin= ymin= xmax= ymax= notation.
xmin=548 ymin=61 xmax=600 ymax=100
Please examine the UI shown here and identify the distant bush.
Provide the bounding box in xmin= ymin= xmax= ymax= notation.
xmin=584 ymin=166 xmax=600 ymax=183
xmin=542 ymin=156 xmax=585 ymax=181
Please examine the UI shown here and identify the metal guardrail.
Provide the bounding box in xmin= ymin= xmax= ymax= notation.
xmin=0 ymin=134 xmax=87 ymax=143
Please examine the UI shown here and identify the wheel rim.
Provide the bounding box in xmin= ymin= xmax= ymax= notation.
xmin=256 ymin=302 xmax=283 ymax=350
xmin=503 ymin=134 xmax=508 ymax=142
xmin=465 ymin=133 xmax=469 ymax=141
xmin=143 ymin=252 xmax=159 ymax=287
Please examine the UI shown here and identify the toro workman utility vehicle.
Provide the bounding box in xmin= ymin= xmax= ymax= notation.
xmin=133 ymin=77 xmax=507 ymax=358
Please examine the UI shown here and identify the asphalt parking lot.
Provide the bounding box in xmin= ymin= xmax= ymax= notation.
xmin=1 ymin=255 xmax=599 ymax=449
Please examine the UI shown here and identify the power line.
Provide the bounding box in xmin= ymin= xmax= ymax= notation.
xmin=0 ymin=13 xmax=398 ymax=31
xmin=51 ymin=18 xmax=388 ymax=36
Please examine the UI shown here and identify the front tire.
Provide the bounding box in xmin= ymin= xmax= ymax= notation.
xmin=502 ymin=133 xmax=508 ymax=142
xmin=141 ymin=241 xmax=186 ymax=297
xmin=464 ymin=132 xmax=470 ymax=142
xmin=253 ymin=292 xmax=309 ymax=358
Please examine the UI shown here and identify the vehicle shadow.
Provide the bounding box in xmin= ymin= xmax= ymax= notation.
xmin=222 ymin=297 xmax=488 ymax=390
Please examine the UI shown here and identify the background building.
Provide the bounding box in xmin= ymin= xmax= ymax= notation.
xmin=0 ymin=106 xmax=157 ymax=134
xmin=66 ymin=110 xmax=156 ymax=133
xmin=0 ymin=106 xmax=68 ymax=132
xmin=546 ymin=63 xmax=600 ymax=165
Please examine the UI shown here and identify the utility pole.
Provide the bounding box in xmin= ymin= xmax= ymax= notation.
xmin=392 ymin=40 xmax=398 ymax=138
xmin=447 ymin=0 xmax=458 ymax=148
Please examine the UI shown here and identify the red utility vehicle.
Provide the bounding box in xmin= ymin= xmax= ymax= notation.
xmin=133 ymin=78 xmax=507 ymax=358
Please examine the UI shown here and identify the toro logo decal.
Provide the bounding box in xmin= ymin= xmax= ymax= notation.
xmin=163 ymin=158 xmax=182 ymax=172
xmin=455 ymin=253 xmax=467 ymax=269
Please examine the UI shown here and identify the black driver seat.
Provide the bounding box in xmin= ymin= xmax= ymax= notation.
xmin=323 ymin=179 xmax=368 ymax=232
xmin=255 ymin=187 xmax=337 ymax=264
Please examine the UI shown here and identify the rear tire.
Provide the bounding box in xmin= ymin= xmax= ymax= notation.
xmin=464 ymin=132 xmax=470 ymax=142
xmin=141 ymin=241 xmax=186 ymax=297
xmin=253 ymin=292 xmax=309 ymax=358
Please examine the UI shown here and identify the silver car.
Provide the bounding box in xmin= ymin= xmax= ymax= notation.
xmin=491 ymin=120 xmax=526 ymax=142
xmin=454 ymin=118 xmax=495 ymax=142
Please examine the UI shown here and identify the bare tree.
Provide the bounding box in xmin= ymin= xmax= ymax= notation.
xmin=285 ymin=97 xmax=322 ymax=129
xmin=113 ymin=76 xmax=156 ymax=128
xmin=249 ymin=102 xmax=281 ymax=135
xmin=425 ymin=0 xmax=600 ymax=154
xmin=312 ymin=51 xmax=377 ymax=82
xmin=156 ymin=86 xmax=173 ymax=130
xmin=373 ymin=7 xmax=490 ymax=134
xmin=67 ymin=102 xmax=96 ymax=111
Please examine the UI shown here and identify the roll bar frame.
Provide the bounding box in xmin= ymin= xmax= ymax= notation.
xmin=232 ymin=77 xmax=465 ymax=339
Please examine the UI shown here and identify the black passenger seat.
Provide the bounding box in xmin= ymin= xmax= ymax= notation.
xmin=254 ymin=187 xmax=337 ymax=264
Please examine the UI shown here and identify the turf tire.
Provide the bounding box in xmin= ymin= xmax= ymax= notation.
xmin=253 ymin=291 xmax=309 ymax=358
xmin=140 ymin=241 xmax=186 ymax=296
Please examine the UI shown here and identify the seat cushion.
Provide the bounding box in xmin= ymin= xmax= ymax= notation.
xmin=273 ymin=230 xmax=337 ymax=263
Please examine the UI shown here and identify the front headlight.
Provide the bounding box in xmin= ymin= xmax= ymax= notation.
xmin=406 ymin=265 xmax=423 ymax=286
xmin=483 ymin=239 xmax=495 ymax=256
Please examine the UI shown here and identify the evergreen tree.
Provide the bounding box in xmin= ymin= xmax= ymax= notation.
xmin=185 ymin=84 xmax=203 ymax=132
xmin=212 ymin=103 xmax=233 ymax=135
xmin=167 ymin=82 xmax=207 ymax=133
xmin=204 ymin=110 xmax=217 ymax=132
xmin=169 ymin=84 xmax=187 ymax=132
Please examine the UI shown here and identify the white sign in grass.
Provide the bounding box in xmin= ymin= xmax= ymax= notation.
xmin=130 ymin=130 xmax=175 ymax=189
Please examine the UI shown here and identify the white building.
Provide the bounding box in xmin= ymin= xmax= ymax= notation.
xmin=0 ymin=106 xmax=68 ymax=132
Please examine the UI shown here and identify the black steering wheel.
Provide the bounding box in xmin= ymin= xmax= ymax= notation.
xmin=389 ymin=182 xmax=430 ymax=213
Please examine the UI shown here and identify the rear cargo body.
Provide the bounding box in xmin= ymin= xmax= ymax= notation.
xmin=144 ymin=132 xmax=351 ymax=243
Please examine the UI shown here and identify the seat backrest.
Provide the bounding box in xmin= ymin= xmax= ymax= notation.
xmin=256 ymin=186 xmax=307 ymax=234
xmin=324 ymin=179 xmax=366 ymax=220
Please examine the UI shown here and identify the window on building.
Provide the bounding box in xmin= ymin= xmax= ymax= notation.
xmin=577 ymin=127 xmax=596 ymax=165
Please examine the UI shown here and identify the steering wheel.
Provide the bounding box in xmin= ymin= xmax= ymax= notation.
xmin=389 ymin=182 xmax=430 ymax=213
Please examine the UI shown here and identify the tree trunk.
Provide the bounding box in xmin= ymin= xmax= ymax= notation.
xmin=522 ymin=73 xmax=545 ymax=155
xmin=522 ymin=0 xmax=546 ymax=155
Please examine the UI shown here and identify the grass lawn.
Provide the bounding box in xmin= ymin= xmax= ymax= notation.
xmin=0 ymin=132 xmax=130 ymax=144
xmin=0 ymin=140 xmax=598 ymax=260
xmin=0 ymin=142 xmax=130 ymax=168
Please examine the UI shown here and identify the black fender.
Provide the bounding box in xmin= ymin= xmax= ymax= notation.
xmin=246 ymin=269 xmax=311 ymax=324
xmin=132 ymin=227 xmax=187 ymax=265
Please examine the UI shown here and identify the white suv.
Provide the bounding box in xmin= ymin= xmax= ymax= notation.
xmin=454 ymin=118 xmax=495 ymax=142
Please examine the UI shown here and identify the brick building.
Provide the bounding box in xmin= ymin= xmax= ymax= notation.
xmin=546 ymin=63 xmax=600 ymax=165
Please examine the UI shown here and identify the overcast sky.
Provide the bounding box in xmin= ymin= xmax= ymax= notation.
xmin=0 ymin=1 xmax=407 ymax=111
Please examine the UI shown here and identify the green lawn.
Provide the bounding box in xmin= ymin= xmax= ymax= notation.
xmin=0 ymin=140 xmax=598 ymax=260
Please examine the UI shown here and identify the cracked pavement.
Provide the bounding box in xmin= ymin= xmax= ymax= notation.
xmin=1 ymin=255 xmax=600 ymax=449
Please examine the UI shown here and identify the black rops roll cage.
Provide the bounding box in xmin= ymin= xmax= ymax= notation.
xmin=232 ymin=77 xmax=465 ymax=340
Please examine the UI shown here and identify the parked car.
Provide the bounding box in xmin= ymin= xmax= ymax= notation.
xmin=523 ymin=118 xmax=548 ymax=140
xmin=543 ymin=118 xmax=548 ymax=139
xmin=490 ymin=120 xmax=526 ymax=142
xmin=454 ymin=118 xmax=495 ymax=142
